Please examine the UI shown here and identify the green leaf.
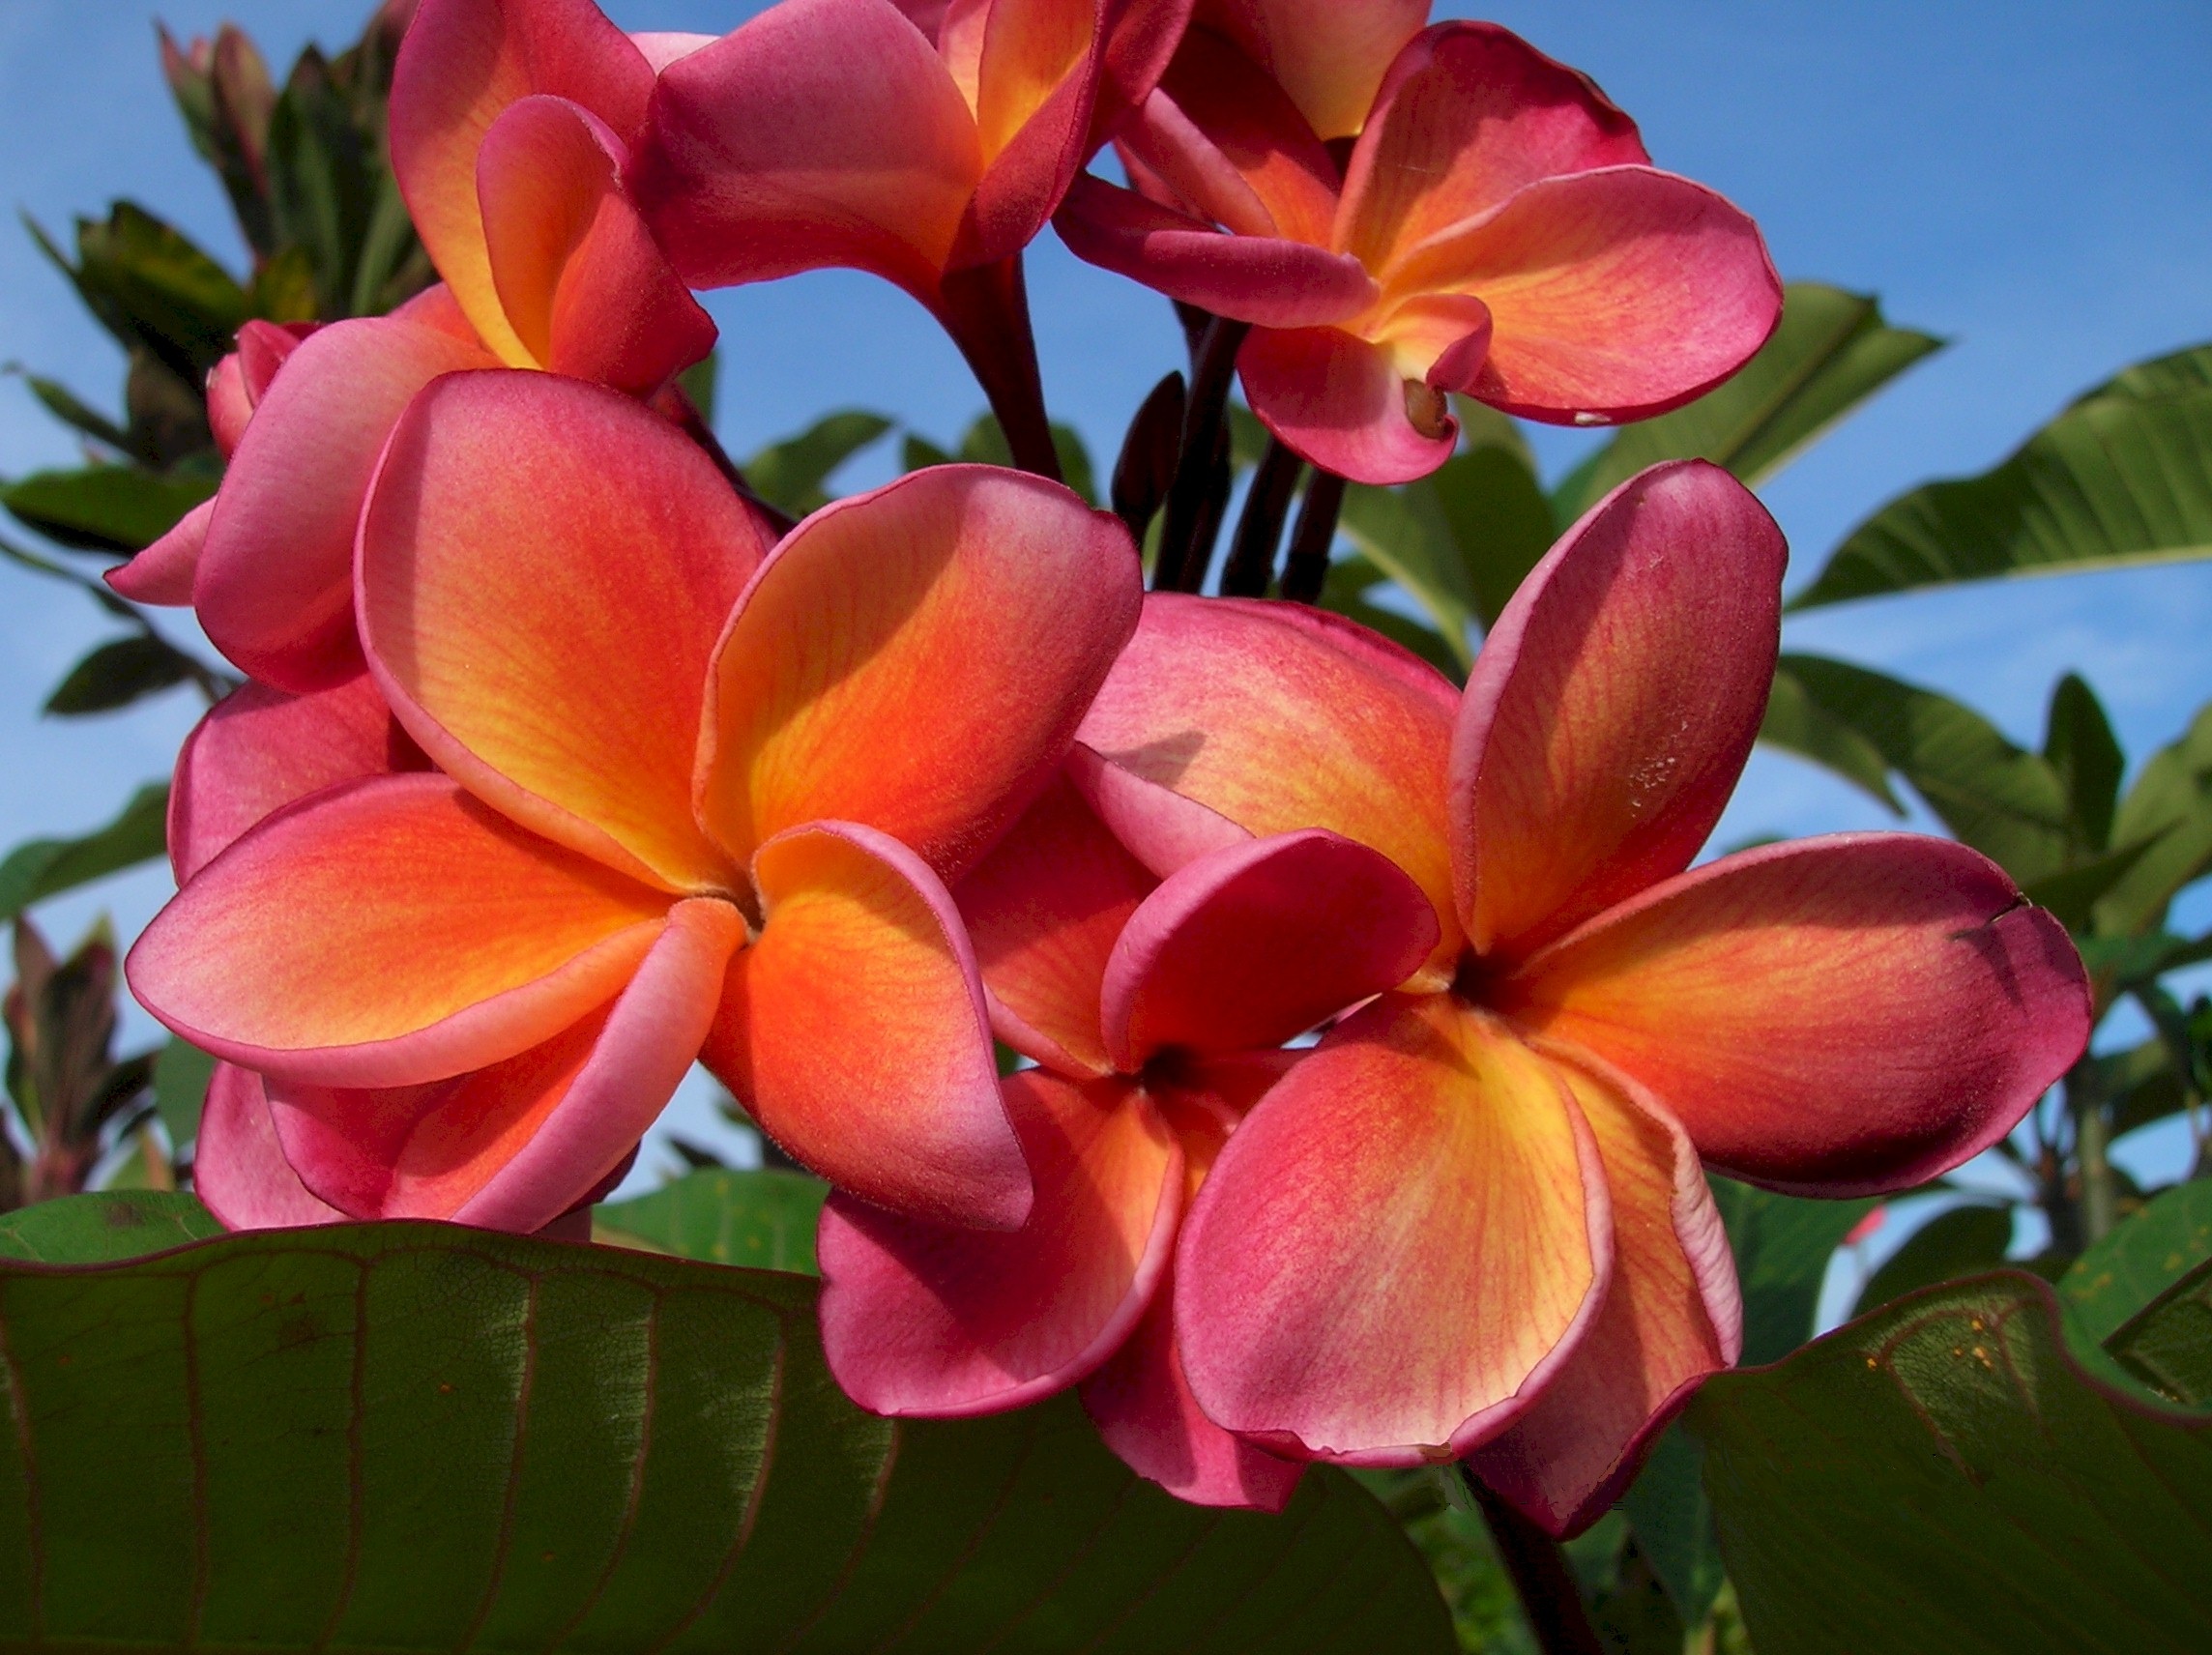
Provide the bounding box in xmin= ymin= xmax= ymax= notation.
xmin=0 ymin=464 xmax=213 ymax=555
xmin=1791 ymin=341 xmax=2212 ymax=609
xmin=2044 ymin=673 xmax=2124 ymax=852
xmin=2096 ymin=699 xmax=2212 ymax=935
xmin=1315 ymin=556 xmax=1466 ymax=680
xmin=743 ymin=410 xmax=893 ymax=515
xmin=677 ymin=351 xmax=718 ymax=424
xmin=1756 ymin=662 xmax=1904 ymax=812
xmin=0 ymin=1191 xmax=219 ymax=1263
xmin=1338 ymin=480 xmax=1476 ymax=666
xmin=901 ymin=431 xmax=955 ymax=471
xmin=33 ymin=204 xmax=248 ymax=382
xmin=1619 ymin=1426 xmax=1725 ymax=1628
xmin=43 ymin=635 xmax=196 ymax=716
xmin=0 ymin=782 xmax=170 ymax=923
xmin=1764 ymin=654 xmax=2073 ymax=882
xmin=594 ymin=1168 xmax=828 ymax=1273
xmin=152 ymin=1038 xmax=215 ymax=1148
xmin=2060 ymin=1178 xmax=2212 ymax=1348
xmin=265 ymin=49 xmax=380 ymax=319
xmin=1551 ymin=282 xmax=1943 ymax=522
xmin=13 ymin=374 xmax=131 ymax=453
xmin=1689 ymin=1273 xmax=2212 ymax=1655
xmin=1429 ymin=445 xmax=1557 ymax=628
xmin=1709 ymin=1176 xmax=1877 ymax=1365
xmin=1851 ymin=1202 xmax=2014 ymax=1316
xmin=2021 ymin=836 xmax=2162 ymax=931
xmin=0 ymin=1225 xmax=1454 ymax=1650
xmin=2107 ymin=1257 xmax=2212 ymax=1407
xmin=1050 ymin=423 xmax=1098 ymax=507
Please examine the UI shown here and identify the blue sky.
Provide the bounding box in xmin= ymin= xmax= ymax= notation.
xmin=1 ymin=1 xmax=2206 ymax=1198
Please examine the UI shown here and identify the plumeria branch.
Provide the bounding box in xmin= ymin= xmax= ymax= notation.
xmin=1460 ymin=1468 xmax=1606 ymax=1655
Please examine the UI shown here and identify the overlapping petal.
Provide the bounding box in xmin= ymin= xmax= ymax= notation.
xmin=818 ymin=1067 xmax=1180 ymax=1414
xmin=1077 ymin=594 xmax=1461 ymax=979
xmin=390 ymin=0 xmax=656 ymax=363
xmin=1237 ymin=321 xmax=1456 ymax=484
xmin=106 ymin=500 xmax=212 ymax=606
xmin=168 ymin=674 xmax=424 ymax=884
xmin=1192 ymin=0 xmax=1427 ymax=140
xmin=270 ymin=897 xmax=741 ymax=1231
xmin=705 ymin=820 xmax=1030 ymax=1229
xmin=191 ymin=315 xmax=496 ymax=692
xmin=1502 ymin=835 xmax=2092 ymax=1196
xmin=1101 ymin=829 xmax=1436 ymax=1068
xmin=1175 ymin=993 xmax=1609 ymax=1462
xmin=129 ymin=773 xmax=672 ymax=1088
xmin=699 ymin=465 xmax=1139 ymax=879
xmin=193 ymin=1063 xmax=347 ymax=1231
xmin=361 ymin=372 xmax=766 ymax=892
xmin=1451 ymin=461 xmax=1784 ymax=959
xmin=954 ymin=769 xmax=1155 ymax=1077
xmin=1464 ymin=1060 xmax=1738 ymax=1535
xmin=475 ymin=94 xmax=714 ymax=392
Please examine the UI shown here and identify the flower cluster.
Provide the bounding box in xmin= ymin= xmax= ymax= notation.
xmin=116 ymin=0 xmax=2089 ymax=1531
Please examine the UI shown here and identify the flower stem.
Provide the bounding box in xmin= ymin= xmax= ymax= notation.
xmin=2074 ymin=1063 xmax=2119 ymax=1245
xmin=1461 ymin=1469 xmax=1605 ymax=1655
xmin=1154 ymin=313 xmax=1249 ymax=592
xmin=937 ymin=254 xmax=1063 ymax=484
xmin=1277 ymin=467 xmax=1346 ymax=603
xmin=1221 ymin=437 xmax=1305 ymax=596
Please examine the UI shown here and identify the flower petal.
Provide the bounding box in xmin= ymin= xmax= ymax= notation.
xmin=818 ymin=1068 xmax=1180 ymax=1414
xmin=390 ymin=0 xmax=655 ymax=363
xmin=1082 ymin=1268 xmax=1303 ymax=1510
xmin=1063 ymin=740 xmax=1251 ymax=881
xmin=1452 ymin=460 xmax=1786 ymax=960
xmin=956 ymin=0 xmax=1102 ymax=263
xmin=362 ymin=371 xmax=765 ymax=893
xmin=1195 ymin=0 xmax=1427 ymax=140
xmin=169 ymin=674 xmax=425 ymax=884
xmin=193 ymin=316 xmax=497 ymax=693
xmin=1238 ymin=323 xmax=1456 ymax=484
xmin=270 ymin=897 xmax=742 ymax=1231
xmin=630 ymin=31 xmax=716 ymax=73
xmin=106 ymin=499 xmax=212 ymax=606
xmin=954 ymin=769 xmax=1156 ymax=1078
xmin=1502 ymin=835 xmax=2093 ymax=1196
xmin=632 ymin=0 xmax=981 ymax=295
xmin=129 ymin=772 xmax=673 ymax=1089
xmin=1176 ymin=993 xmax=1610 ymax=1463
xmin=1053 ymin=175 xmax=1374 ymax=329
xmin=1464 ymin=1058 xmax=1739 ymax=1537
xmin=1077 ymin=593 xmax=1461 ymax=980
xmin=1384 ymin=167 xmax=1782 ymax=425
xmin=699 ymin=465 xmax=1139 ymax=879
xmin=193 ymin=1063 xmax=347 ymax=1232
xmin=1102 ymin=828 xmax=1438 ymax=1069
xmin=705 ymin=820 xmax=1031 ymax=1229
xmin=1336 ymin=21 xmax=1646 ymax=266
xmin=476 ymin=95 xmax=715 ymax=392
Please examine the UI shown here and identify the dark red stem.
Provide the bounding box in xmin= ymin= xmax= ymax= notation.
xmin=1277 ymin=466 xmax=1346 ymax=603
xmin=937 ymin=253 xmax=1063 ymax=483
xmin=1463 ymin=1471 xmax=1606 ymax=1655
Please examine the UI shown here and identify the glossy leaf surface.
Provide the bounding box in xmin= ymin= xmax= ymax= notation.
xmin=595 ymin=1167 xmax=828 ymax=1274
xmin=0 ymin=465 xmax=214 ymax=555
xmin=0 ymin=782 xmax=169 ymax=923
xmin=2061 ymin=1179 xmax=2212 ymax=1348
xmin=0 ymin=1191 xmax=220 ymax=1263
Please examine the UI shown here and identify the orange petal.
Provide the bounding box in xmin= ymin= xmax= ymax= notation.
xmin=128 ymin=773 xmax=673 ymax=1089
xmin=1175 ymin=993 xmax=1610 ymax=1463
xmin=389 ymin=0 xmax=655 ymax=363
xmin=705 ymin=820 xmax=1032 ymax=1230
xmin=818 ymin=1069 xmax=1180 ymax=1414
xmin=270 ymin=898 xmax=742 ymax=1231
xmin=699 ymin=465 xmax=1140 ymax=879
xmin=1196 ymin=0 xmax=1428 ymax=140
xmin=361 ymin=371 xmax=769 ymax=893
xmin=954 ymin=769 xmax=1156 ymax=1078
xmin=1465 ymin=1059 xmax=1739 ymax=1536
xmin=1335 ymin=21 xmax=1645 ymax=268
xmin=1076 ymin=593 xmax=1461 ymax=982
xmin=1502 ymin=835 xmax=2093 ymax=1196
xmin=474 ymin=95 xmax=715 ymax=393
xmin=1453 ymin=461 xmax=1786 ymax=959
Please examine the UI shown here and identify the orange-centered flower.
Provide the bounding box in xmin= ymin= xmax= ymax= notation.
xmin=1073 ymin=460 xmax=2090 ymax=1530
xmin=131 ymin=371 xmax=1141 ymax=1236
xmin=1056 ymin=15 xmax=1782 ymax=482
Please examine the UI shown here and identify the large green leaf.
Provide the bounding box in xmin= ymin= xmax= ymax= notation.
xmin=151 ymin=1039 xmax=215 ymax=1148
xmin=1850 ymin=1202 xmax=2014 ymax=1317
xmin=2061 ymin=1178 xmax=2212 ymax=1348
xmin=1552 ymin=282 xmax=1942 ymax=522
xmin=595 ymin=1168 xmax=828 ymax=1273
xmin=1337 ymin=481 xmax=1476 ymax=667
xmin=1689 ymin=1273 xmax=2212 ymax=1655
xmin=30 ymin=203 xmax=248 ymax=383
xmin=1316 ymin=556 xmax=1466 ymax=680
xmin=1618 ymin=1426 xmax=1724 ymax=1628
xmin=0 ymin=464 xmax=213 ymax=555
xmin=0 ymin=1224 xmax=1451 ymax=1650
xmin=2106 ymin=1257 xmax=2212 ymax=1408
xmin=0 ymin=1191 xmax=219 ymax=1263
xmin=1763 ymin=654 xmax=2073 ymax=882
xmin=2096 ymin=698 xmax=2212 ymax=935
xmin=0 ymin=783 xmax=170 ymax=923
xmin=742 ymin=410 xmax=893 ymax=516
xmin=1711 ymin=1178 xmax=1878 ymax=1367
xmin=1792 ymin=342 xmax=2212 ymax=609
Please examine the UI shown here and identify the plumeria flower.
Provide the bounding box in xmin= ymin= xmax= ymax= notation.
xmin=131 ymin=371 xmax=1139 ymax=1236
xmin=1074 ymin=459 xmax=2090 ymax=1528
xmin=110 ymin=0 xmax=716 ymax=692
xmin=1055 ymin=17 xmax=1782 ymax=482
xmin=629 ymin=0 xmax=1191 ymax=466
xmin=817 ymin=769 xmax=1436 ymax=1508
